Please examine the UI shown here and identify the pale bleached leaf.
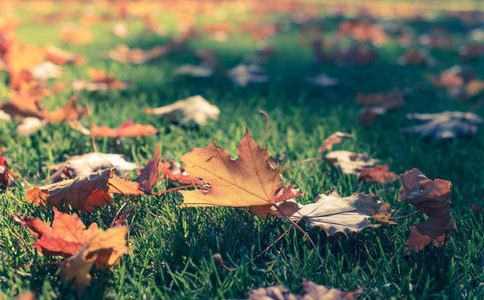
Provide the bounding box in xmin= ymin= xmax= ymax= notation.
xmin=175 ymin=64 xmax=213 ymax=78
xmin=279 ymin=191 xmax=391 ymax=236
xmin=50 ymin=152 xmax=137 ymax=182
xmin=146 ymin=95 xmax=220 ymax=125
xmin=325 ymin=150 xmax=379 ymax=175
xmin=403 ymin=111 xmax=482 ymax=139
xmin=227 ymin=64 xmax=267 ymax=87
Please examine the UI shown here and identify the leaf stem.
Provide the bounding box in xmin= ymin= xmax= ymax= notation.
xmin=274 ymin=205 xmax=324 ymax=265
xmin=254 ymin=218 xmax=302 ymax=260
xmin=389 ymin=210 xmax=421 ymax=220
xmin=150 ymin=184 xmax=209 ymax=196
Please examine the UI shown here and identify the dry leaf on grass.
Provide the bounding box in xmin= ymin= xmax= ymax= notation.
xmin=146 ymin=95 xmax=220 ymax=126
xmin=11 ymin=210 xmax=129 ymax=290
xmin=403 ymin=111 xmax=482 ymax=139
xmin=227 ymin=64 xmax=267 ymax=87
xmin=31 ymin=62 xmax=62 ymax=80
xmin=399 ymin=168 xmax=455 ymax=252
xmin=180 ymin=129 xmax=300 ymax=209
xmin=50 ymin=152 xmax=137 ymax=182
xmin=175 ymin=64 xmax=214 ymax=78
xmin=325 ymin=151 xmax=379 ymax=175
xmin=248 ymin=279 xmax=359 ymax=300
xmin=72 ymin=68 xmax=129 ymax=91
xmin=357 ymin=89 xmax=405 ymax=125
xmin=91 ymin=120 xmax=157 ymax=138
xmin=358 ymin=165 xmax=398 ymax=183
xmin=46 ymin=45 xmax=85 ymax=65
xmin=25 ymin=168 xmax=142 ymax=211
xmin=275 ymin=191 xmax=392 ymax=235
xmin=161 ymin=159 xmax=202 ymax=185
xmin=108 ymin=44 xmax=167 ymax=64
xmin=318 ymin=132 xmax=352 ymax=153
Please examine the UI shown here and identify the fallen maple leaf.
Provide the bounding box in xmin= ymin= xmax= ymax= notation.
xmin=399 ymin=169 xmax=455 ymax=252
xmin=46 ymin=45 xmax=85 ymax=65
xmin=325 ymin=151 xmax=379 ymax=175
xmin=161 ymin=159 xmax=202 ymax=185
xmin=108 ymin=44 xmax=167 ymax=64
xmin=11 ymin=210 xmax=129 ymax=290
xmin=227 ymin=64 xmax=267 ymax=87
xmin=175 ymin=64 xmax=213 ymax=78
xmin=91 ymin=120 xmax=157 ymax=138
xmin=72 ymin=68 xmax=129 ymax=91
xmin=248 ymin=279 xmax=359 ymax=300
xmin=358 ymin=165 xmax=398 ymax=184
xmin=357 ymin=89 xmax=405 ymax=125
xmin=145 ymin=95 xmax=220 ymax=126
xmin=25 ymin=168 xmax=142 ymax=211
xmin=50 ymin=152 xmax=137 ymax=182
xmin=180 ymin=130 xmax=300 ymax=208
xmin=135 ymin=146 xmax=161 ymax=193
xmin=403 ymin=111 xmax=482 ymax=139
xmin=318 ymin=132 xmax=352 ymax=153
xmin=275 ymin=191 xmax=392 ymax=235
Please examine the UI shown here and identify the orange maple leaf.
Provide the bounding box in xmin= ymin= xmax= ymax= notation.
xmin=25 ymin=168 xmax=142 ymax=211
xmin=180 ymin=129 xmax=300 ymax=208
xmin=11 ymin=210 xmax=129 ymax=290
xmin=91 ymin=120 xmax=157 ymax=138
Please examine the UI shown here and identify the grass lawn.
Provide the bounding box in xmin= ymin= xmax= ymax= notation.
xmin=0 ymin=1 xmax=483 ymax=299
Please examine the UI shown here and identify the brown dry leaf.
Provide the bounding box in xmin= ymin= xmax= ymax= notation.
xmin=136 ymin=146 xmax=161 ymax=193
xmin=0 ymin=91 xmax=47 ymax=120
xmin=399 ymin=168 xmax=455 ymax=252
xmin=248 ymin=279 xmax=359 ymax=300
xmin=325 ymin=151 xmax=379 ymax=175
xmin=46 ymin=45 xmax=85 ymax=65
xmin=358 ymin=165 xmax=398 ymax=183
xmin=146 ymin=95 xmax=220 ymax=126
xmin=25 ymin=168 xmax=142 ymax=211
xmin=72 ymin=68 xmax=129 ymax=91
xmin=108 ymin=44 xmax=167 ymax=64
xmin=12 ymin=210 xmax=129 ymax=290
xmin=91 ymin=120 xmax=157 ymax=138
xmin=46 ymin=96 xmax=85 ymax=123
xmin=50 ymin=152 xmax=137 ymax=182
xmin=180 ymin=129 xmax=300 ymax=208
xmin=318 ymin=132 xmax=352 ymax=153
xmin=277 ymin=191 xmax=392 ymax=235
xmin=161 ymin=159 xmax=203 ymax=185
xmin=357 ymin=89 xmax=405 ymax=125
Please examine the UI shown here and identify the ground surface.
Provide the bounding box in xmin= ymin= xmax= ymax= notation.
xmin=0 ymin=1 xmax=483 ymax=299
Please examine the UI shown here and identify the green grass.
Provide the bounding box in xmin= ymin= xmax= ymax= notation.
xmin=1 ymin=2 xmax=484 ymax=299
